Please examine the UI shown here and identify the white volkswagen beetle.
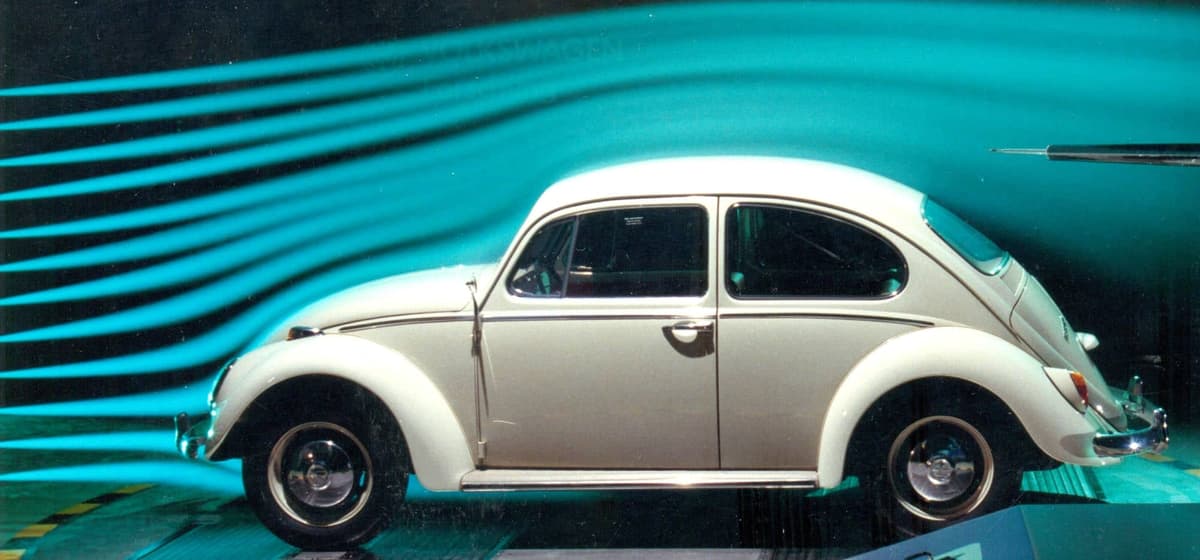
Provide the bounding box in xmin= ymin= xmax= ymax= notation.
xmin=176 ymin=156 xmax=1166 ymax=549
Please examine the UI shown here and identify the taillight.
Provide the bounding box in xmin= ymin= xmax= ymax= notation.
xmin=1044 ymin=367 xmax=1088 ymax=413
xmin=1069 ymin=371 xmax=1089 ymax=407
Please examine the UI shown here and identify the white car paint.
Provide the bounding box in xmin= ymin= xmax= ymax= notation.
xmin=190 ymin=156 xmax=1161 ymax=498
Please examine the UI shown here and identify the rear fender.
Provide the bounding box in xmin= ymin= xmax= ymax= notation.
xmin=817 ymin=327 xmax=1109 ymax=487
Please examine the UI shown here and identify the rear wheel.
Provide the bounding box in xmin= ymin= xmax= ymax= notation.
xmin=871 ymin=411 xmax=1021 ymax=536
xmin=243 ymin=412 xmax=407 ymax=550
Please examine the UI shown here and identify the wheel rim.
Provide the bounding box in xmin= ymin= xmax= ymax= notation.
xmin=267 ymin=421 xmax=373 ymax=527
xmin=887 ymin=415 xmax=994 ymax=521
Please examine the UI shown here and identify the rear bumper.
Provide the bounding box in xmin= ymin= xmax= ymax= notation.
xmin=1093 ymin=395 xmax=1168 ymax=457
xmin=174 ymin=412 xmax=213 ymax=460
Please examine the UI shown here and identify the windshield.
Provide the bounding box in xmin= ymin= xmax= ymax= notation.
xmin=922 ymin=198 xmax=1010 ymax=275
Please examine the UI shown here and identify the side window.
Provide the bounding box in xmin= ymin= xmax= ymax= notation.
xmin=509 ymin=206 xmax=708 ymax=298
xmin=509 ymin=217 xmax=576 ymax=297
xmin=725 ymin=204 xmax=906 ymax=298
xmin=569 ymin=206 xmax=707 ymax=297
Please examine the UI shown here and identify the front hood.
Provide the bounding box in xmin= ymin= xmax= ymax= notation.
xmin=265 ymin=263 xmax=498 ymax=343
xmin=1009 ymin=272 xmax=1125 ymax=429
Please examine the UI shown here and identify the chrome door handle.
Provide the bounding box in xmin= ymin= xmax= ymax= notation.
xmin=669 ymin=320 xmax=713 ymax=344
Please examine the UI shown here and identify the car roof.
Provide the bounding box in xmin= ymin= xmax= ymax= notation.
xmin=529 ymin=156 xmax=926 ymax=226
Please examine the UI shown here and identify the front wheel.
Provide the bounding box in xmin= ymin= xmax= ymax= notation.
xmin=243 ymin=414 xmax=406 ymax=550
xmin=871 ymin=413 xmax=1021 ymax=536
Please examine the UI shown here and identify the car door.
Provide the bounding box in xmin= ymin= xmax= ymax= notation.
xmin=479 ymin=197 xmax=719 ymax=469
xmin=716 ymin=198 xmax=923 ymax=469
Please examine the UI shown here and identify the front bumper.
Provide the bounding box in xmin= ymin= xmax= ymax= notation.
xmin=1092 ymin=387 xmax=1168 ymax=457
xmin=174 ymin=412 xmax=213 ymax=460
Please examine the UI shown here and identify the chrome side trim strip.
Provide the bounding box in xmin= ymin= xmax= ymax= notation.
xmin=483 ymin=313 xmax=714 ymax=324
xmin=718 ymin=312 xmax=933 ymax=328
xmin=340 ymin=311 xmax=925 ymax=331
xmin=460 ymin=469 xmax=819 ymax=491
xmin=336 ymin=313 xmax=473 ymax=333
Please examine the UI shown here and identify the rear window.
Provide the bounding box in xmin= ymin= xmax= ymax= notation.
xmin=922 ymin=198 xmax=1010 ymax=276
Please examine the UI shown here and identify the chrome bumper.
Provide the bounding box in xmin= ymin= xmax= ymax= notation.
xmin=174 ymin=412 xmax=213 ymax=460
xmin=1093 ymin=384 xmax=1168 ymax=457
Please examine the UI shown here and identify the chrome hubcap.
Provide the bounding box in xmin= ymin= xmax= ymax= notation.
xmin=267 ymin=422 xmax=373 ymax=527
xmin=306 ymin=464 xmax=331 ymax=491
xmin=906 ymin=437 xmax=976 ymax=502
xmin=927 ymin=457 xmax=955 ymax=483
xmin=888 ymin=415 xmax=994 ymax=521
xmin=286 ymin=440 xmax=355 ymax=507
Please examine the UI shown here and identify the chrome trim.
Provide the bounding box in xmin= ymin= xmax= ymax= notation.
xmin=336 ymin=313 xmax=472 ymax=333
xmin=174 ymin=412 xmax=212 ymax=460
xmin=1094 ymin=406 xmax=1168 ymax=457
xmin=483 ymin=313 xmax=714 ymax=324
xmin=671 ymin=319 xmax=714 ymax=332
xmin=718 ymin=312 xmax=933 ymax=328
xmin=460 ymin=469 xmax=819 ymax=491
xmin=287 ymin=325 xmax=324 ymax=341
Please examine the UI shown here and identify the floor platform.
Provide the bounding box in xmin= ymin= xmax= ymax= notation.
xmin=3 ymin=415 xmax=1200 ymax=559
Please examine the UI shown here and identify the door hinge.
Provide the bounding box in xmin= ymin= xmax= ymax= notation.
xmin=476 ymin=440 xmax=487 ymax=460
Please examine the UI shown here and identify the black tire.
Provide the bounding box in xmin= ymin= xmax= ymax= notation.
xmin=242 ymin=411 xmax=408 ymax=550
xmin=868 ymin=411 xmax=1021 ymax=537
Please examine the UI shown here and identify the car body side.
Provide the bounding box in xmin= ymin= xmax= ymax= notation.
xmin=194 ymin=157 xmax=1148 ymax=492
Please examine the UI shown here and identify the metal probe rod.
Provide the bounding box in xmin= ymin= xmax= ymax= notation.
xmin=991 ymin=144 xmax=1200 ymax=166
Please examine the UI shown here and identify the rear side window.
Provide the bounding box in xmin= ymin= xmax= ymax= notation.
xmin=922 ymin=198 xmax=1010 ymax=276
xmin=509 ymin=206 xmax=708 ymax=298
xmin=725 ymin=204 xmax=906 ymax=298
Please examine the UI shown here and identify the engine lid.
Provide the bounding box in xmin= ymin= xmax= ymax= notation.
xmin=1010 ymin=273 xmax=1125 ymax=430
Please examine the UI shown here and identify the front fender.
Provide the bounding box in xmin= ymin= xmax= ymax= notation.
xmin=208 ymin=334 xmax=475 ymax=491
xmin=816 ymin=327 xmax=1109 ymax=488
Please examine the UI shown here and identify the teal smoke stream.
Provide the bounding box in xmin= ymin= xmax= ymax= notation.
xmin=0 ymin=187 xmax=371 ymax=271
xmin=0 ymin=219 xmax=517 ymax=378
xmin=0 ymin=177 xmax=521 ymax=341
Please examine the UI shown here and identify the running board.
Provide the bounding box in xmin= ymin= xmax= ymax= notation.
xmin=460 ymin=469 xmax=819 ymax=491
